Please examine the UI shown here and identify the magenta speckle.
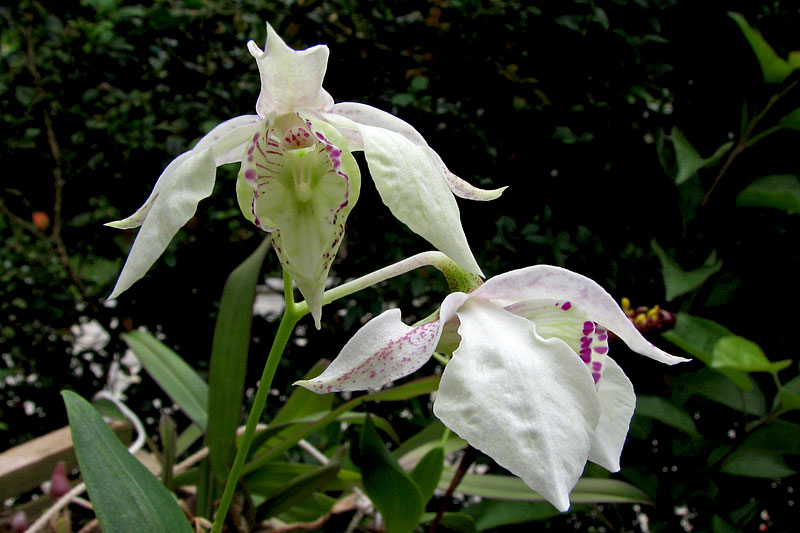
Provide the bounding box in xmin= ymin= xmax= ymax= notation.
xmin=592 ymin=361 xmax=602 ymax=371
xmin=370 ymin=370 xmax=377 ymax=378
xmin=592 ymin=372 xmax=601 ymax=384
xmin=593 ymin=346 xmax=608 ymax=354
xmin=245 ymin=169 xmax=257 ymax=181
xmin=561 ymin=301 xmax=571 ymax=310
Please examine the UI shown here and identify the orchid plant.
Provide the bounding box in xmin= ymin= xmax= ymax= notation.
xmin=61 ymin=21 xmax=693 ymax=533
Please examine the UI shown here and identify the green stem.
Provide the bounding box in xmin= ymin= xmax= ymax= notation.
xmin=294 ymin=251 xmax=459 ymax=316
xmin=210 ymin=269 xmax=301 ymax=533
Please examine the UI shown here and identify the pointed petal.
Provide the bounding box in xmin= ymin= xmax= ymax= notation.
xmin=107 ymin=115 xmax=261 ymax=230
xmin=108 ymin=147 xmax=216 ymax=299
xmin=248 ymin=24 xmax=334 ymax=117
xmin=194 ymin=114 xmax=263 ymax=165
xmin=324 ymin=110 xmax=482 ymax=276
xmin=433 ymin=297 xmax=601 ymax=512
xmin=473 ymin=265 xmax=689 ymax=365
xmin=331 ymin=102 xmax=506 ymax=200
xmin=588 ymin=356 xmax=636 ymax=472
xmin=296 ymin=292 xmax=469 ymax=392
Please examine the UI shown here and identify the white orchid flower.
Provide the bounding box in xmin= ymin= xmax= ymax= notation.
xmin=296 ymin=265 xmax=688 ymax=511
xmin=107 ymin=23 xmax=503 ymax=326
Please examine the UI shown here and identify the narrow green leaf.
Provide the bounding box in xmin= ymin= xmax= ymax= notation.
xmin=662 ymin=313 xmax=751 ymax=390
xmin=246 ymin=462 xmax=360 ymax=497
xmin=122 ymin=330 xmax=208 ymax=429
xmin=159 ymin=414 xmax=177 ymax=489
xmin=651 ymin=241 xmax=722 ymax=301
xmin=256 ymin=461 xmax=341 ymax=520
xmin=777 ymin=374 xmax=800 ymax=411
xmin=62 ymin=391 xmax=192 ymax=533
xmin=360 ymin=415 xmax=424 ymax=533
xmin=206 ymin=238 xmax=270 ymax=481
xmin=421 ymin=512 xmax=477 ymax=532
xmin=438 ymin=471 xmax=651 ymax=505
xmin=271 ymin=359 xmax=334 ymax=426
xmin=635 ymin=396 xmax=699 ymax=437
xmin=409 ymin=446 xmax=444 ymax=505
xmin=729 ymin=12 xmax=794 ymax=84
xmin=367 ymin=375 xmax=441 ymax=402
xmin=711 ymin=336 xmax=792 ymax=374
xmin=466 ymin=500 xmax=560 ymax=530
xmin=244 ymin=376 xmax=440 ymax=475
xmin=175 ymin=424 xmax=204 ymax=456
xmin=736 ymin=174 xmax=800 ymax=214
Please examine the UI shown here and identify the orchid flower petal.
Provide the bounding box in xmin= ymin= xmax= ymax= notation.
xmin=296 ymin=292 xmax=469 ymax=392
xmin=248 ymin=24 xmax=334 ymax=117
xmin=473 ymin=265 xmax=688 ymax=365
xmin=107 ymin=148 xmax=215 ymax=299
xmin=433 ymin=297 xmax=601 ymax=512
xmin=237 ymin=114 xmax=360 ymax=327
xmin=108 ymin=115 xmax=261 ymax=231
xmin=323 ymin=112 xmax=483 ymax=276
xmin=330 ymin=102 xmax=506 ymax=201
xmin=587 ymin=356 xmax=636 ymax=472
xmin=106 ymin=116 xmax=261 ymax=299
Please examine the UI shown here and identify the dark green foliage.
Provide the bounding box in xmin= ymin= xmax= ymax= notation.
xmin=3 ymin=0 xmax=800 ymax=530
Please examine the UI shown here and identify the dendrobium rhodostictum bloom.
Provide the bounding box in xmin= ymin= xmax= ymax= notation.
xmin=106 ymin=23 xmax=503 ymax=325
xmin=297 ymin=265 xmax=688 ymax=511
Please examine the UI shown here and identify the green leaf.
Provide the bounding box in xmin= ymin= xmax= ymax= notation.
xmin=635 ymin=396 xmax=699 ymax=437
xmin=662 ymin=313 xmax=751 ymax=390
xmin=466 ymin=500 xmax=560 ymax=530
xmin=738 ymin=420 xmax=800 ymax=455
xmin=778 ymin=109 xmax=800 ymax=131
xmin=271 ymin=359 xmax=334 ymax=426
xmin=651 ymin=241 xmax=722 ymax=301
xmin=256 ymin=461 xmax=342 ymax=520
xmin=711 ymin=336 xmax=792 ymax=375
xmin=62 ymin=391 xmax=192 ymax=533
xmin=421 ymin=512 xmax=477 ymax=532
xmin=246 ymin=462 xmax=360 ymax=497
xmin=359 ymin=415 xmax=424 ymax=533
xmin=777 ymin=374 xmax=800 ymax=411
xmin=736 ymin=174 xmax=800 ymax=214
xmin=409 ymin=446 xmax=444 ymax=505
xmin=672 ymin=368 xmax=766 ymax=416
xmin=671 ymin=128 xmax=732 ymax=185
xmin=720 ymin=451 xmax=796 ymax=479
xmin=729 ymin=12 xmax=795 ymax=84
xmin=122 ymin=330 xmax=208 ymax=429
xmin=244 ymin=377 xmax=441 ymax=474
xmin=438 ymin=471 xmax=651 ymax=505
xmin=672 ymin=128 xmax=707 ymax=185
xmin=206 ymin=238 xmax=270 ymax=481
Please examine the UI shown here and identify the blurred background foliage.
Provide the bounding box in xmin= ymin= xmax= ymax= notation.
xmin=2 ymin=0 xmax=800 ymax=530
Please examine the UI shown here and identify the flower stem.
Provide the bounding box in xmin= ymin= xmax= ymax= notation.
xmin=211 ymin=269 xmax=301 ymax=533
xmin=294 ymin=251 xmax=455 ymax=316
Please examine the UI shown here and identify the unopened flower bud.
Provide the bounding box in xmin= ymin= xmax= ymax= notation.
xmin=49 ymin=461 xmax=71 ymax=499
xmin=10 ymin=511 xmax=29 ymax=532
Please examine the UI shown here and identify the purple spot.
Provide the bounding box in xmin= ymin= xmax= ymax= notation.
xmin=561 ymin=301 xmax=571 ymax=310
xmin=592 ymin=361 xmax=602 ymax=371
xmin=593 ymin=346 xmax=608 ymax=354
xmin=370 ymin=370 xmax=376 ymax=378
xmin=592 ymin=372 xmax=601 ymax=384
xmin=245 ymin=169 xmax=257 ymax=181
xmin=579 ymin=349 xmax=591 ymax=363
xmin=598 ymin=334 xmax=608 ymax=341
